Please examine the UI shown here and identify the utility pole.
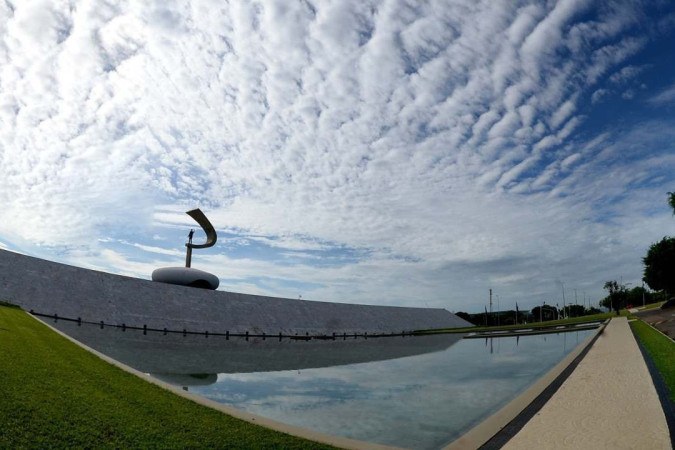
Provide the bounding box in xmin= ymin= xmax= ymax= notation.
xmin=583 ymin=291 xmax=586 ymax=311
xmin=489 ymin=289 xmax=492 ymax=325
xmin=496 ymin=295 xmax=500 ymax=326
xmin=642 ymin=281 xmax=645 ymax=307
xmin=574 ymin=289 xmax=578 ymax=318
xmin=540 ymin=301 xmax=544 ymax=323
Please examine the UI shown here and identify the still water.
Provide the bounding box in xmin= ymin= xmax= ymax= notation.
xmin=49 ymin=320 xmax=593 ymax=449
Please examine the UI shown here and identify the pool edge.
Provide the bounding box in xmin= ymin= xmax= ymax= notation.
xmin=27 ymin=311 xmax=401 ymax=450
xmin=444 ymin=321 xmax=607 ymax=450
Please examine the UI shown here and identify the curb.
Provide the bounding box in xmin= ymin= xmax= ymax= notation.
xmin=26 ymin=311 xmax=398 ymax=450
xmin=445 ymin=320 xmax=607 ymax=450
xmin=630 ymin=320 xmax=675 ymax=449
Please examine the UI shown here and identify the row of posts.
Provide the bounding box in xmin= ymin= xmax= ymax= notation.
xmin=31 ymin=310 xmax=414 ymax=341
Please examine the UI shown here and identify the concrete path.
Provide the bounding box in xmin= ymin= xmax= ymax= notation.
xmin=503 ymin=317 xmax=671 ymax=449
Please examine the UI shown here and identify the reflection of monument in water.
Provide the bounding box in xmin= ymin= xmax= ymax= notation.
xmin=51 ymin=319 xmax=463 ymax=387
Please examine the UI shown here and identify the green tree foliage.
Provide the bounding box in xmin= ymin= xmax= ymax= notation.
xmin=586 ymin=306 xmax=603 ymax=315
xmin=455 ymin=311 xmax=475 ymax=324
xmin=601 ymin=285 xmax=658 ymax=309
xmin=668 ymin=191 xmax=675 ymax=214
xmin=565 ymin=304 xmax=586 ymax=318
xmin=625 ymin=285 xmax=660 ymax=307
xmin=602 ymin=280 xmax=627 ymax=314
xmin=531 ymin=305 xmax=559 ymax=322
xmin=643 ymin=237 xmax=675 ymax=297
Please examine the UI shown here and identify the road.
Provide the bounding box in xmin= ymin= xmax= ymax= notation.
xmin=633 ymin=306 xmax=675 ymax=339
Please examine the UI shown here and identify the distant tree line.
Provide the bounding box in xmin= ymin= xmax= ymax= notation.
xmin=639 ymin=191 xmax=675 ymax=302
xmin=599 ymin=191 xmax=674 ymax=313
xmin=599 ymin=283 xmax=666 ymax=314
xmin=455 ymin=303 xmax=602 ymax=326
xmin=458 ymin=192 xmax=675 ymax=326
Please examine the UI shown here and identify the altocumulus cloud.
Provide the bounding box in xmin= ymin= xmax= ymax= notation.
xmin=0 ymin=0 xmax=674 ymax=311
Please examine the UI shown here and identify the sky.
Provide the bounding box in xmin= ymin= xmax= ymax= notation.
xmin=1 ymin=0 xmax=674 ymax=313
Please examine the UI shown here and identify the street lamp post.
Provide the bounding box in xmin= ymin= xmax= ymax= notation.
xmin=541 ymin=301 xmax=545 ymax=322
xmin=642 ymin=281 xmax=645 ymax=307
xmin=496 ymin=295 xmax=500 ymax=326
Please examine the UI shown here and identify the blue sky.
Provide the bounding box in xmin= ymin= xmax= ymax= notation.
xmin=0 ymin=0 xmax=674 ymax=313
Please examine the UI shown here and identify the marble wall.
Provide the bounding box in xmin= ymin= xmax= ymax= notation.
xmin=0 ymin=249 xmax=472 ymax=335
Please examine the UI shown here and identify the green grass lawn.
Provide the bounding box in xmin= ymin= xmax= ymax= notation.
xmin=418 ymin=312 xmax=615 ymax=334
xmin=630 ymin=319 xmax=675 ymax=402
xmin=635 ymin=301 xmax=665 ymax=311
xmin=0 ymin=304 xmax=334 ymax=449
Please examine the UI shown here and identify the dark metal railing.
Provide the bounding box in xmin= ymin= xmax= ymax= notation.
xmin=29 ymin=310 xmax=414 ymax=341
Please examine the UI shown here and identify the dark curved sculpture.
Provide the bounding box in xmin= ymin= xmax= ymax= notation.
xmin=185 ymin=209 xmax=217 ymax=249
xmin=185 ymin=208 xmax=217 ymax=267
xmin=152 ymin=208 xmax=220 ymax=290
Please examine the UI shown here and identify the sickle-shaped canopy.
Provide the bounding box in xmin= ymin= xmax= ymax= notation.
xmin=186 ymin=208 xmax=217 ymax=249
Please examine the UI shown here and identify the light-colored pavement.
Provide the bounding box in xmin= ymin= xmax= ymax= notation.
xmin=503 ymin=317 xmax=671 ymax=449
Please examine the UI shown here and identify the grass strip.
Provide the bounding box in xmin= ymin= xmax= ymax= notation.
xmin=637 ymin=301 xmax=666 ymax=311
xmin=418 ymin=312 xmax=615 ymax=334
xmin=630 ymin=319 xmax=675 ymax=402
xmin=0 ymin=305 xmax=334 ymax=449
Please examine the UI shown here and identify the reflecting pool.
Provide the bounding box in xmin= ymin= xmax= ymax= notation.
xmin=49 ymin=319 xmax=594 ymax=449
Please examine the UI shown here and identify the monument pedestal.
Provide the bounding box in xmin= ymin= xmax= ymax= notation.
xmin=152 ymin=267 xmax=219 ymax=290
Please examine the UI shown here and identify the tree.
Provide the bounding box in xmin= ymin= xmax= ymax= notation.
xmin=668 ymin=192 xmax=675 ymax=214
xmin=623 ymin=285 xmax=657 ymax=307
xmin=566 ymin=304 xmax=586 ymax=318
xmin=602 ymin=280 xmax=627 ymax=314
xmin=643 ymin=237 xmax=675 ymax=297
xmin=531 ymin=305 xmax=559 ymax=322
xmin=586 ymin=306 xmax=602 ymax=315
xmin=455 ymin=311 xmax=476 ymax=325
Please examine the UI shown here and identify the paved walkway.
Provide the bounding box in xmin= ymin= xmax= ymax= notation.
xmin=503 ymin=317 xmax=671 ymax=449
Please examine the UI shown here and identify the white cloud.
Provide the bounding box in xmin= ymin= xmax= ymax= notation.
xmin=609 ymin=65 xmax=647 ymax=85
xmin=591 ymin=88 xmax=609 ymax=104
xmin=0 ymin=0 xmax=673 ymax=313
xmin=648 ymin=83 xmax=675 ymax=105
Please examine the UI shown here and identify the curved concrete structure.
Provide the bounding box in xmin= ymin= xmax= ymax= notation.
xmin=0 ymin=249 xmax=472 ymax=335
xmin=152 ymin=267 xmax=219 ymax=290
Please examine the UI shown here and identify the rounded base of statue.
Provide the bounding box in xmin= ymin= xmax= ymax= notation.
xmin=152 ymin=267 xmax=219 ymax=290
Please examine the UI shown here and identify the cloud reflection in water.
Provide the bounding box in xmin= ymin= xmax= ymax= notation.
xmin=192 ymin=331 xmax=590 ymax=449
